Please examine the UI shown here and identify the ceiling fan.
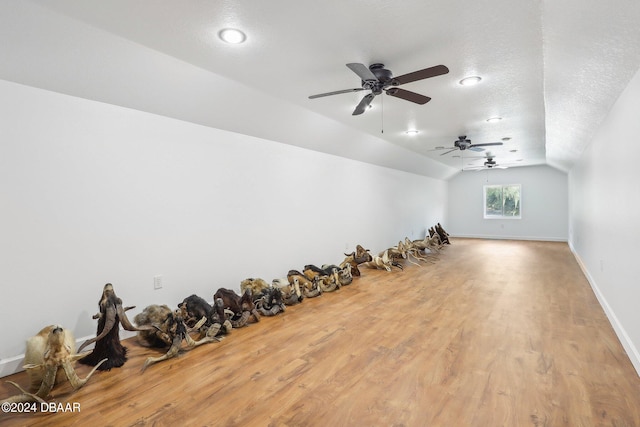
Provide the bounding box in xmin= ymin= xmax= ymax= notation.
xmin=464 ymin=155 xmax=509 ymax=171
xmin=308 ymin=63 xmax=449 ymax=115
xmin=436 ymin=136 xmax=503 ymax=156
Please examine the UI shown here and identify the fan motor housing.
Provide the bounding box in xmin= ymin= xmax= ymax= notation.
xmin=455 ymin=136 xmax=471 ymax=150
xmin=369 ymin=63 xmax=393 ymax=84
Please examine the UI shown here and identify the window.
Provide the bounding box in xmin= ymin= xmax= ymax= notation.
xmin=484 ymin=184 xmax=521 ymax=219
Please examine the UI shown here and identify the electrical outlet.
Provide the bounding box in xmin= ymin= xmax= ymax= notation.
xmin=153 ymin=275 xmax=163 ymax=290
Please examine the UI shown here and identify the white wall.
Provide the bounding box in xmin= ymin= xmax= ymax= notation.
xmin=446 ymin=165 xmax=568 ymax=241
xmin=568 ymin=65 xmax=640 ymax=374
xmin=0 ymin=79 xmax=447 ymax=376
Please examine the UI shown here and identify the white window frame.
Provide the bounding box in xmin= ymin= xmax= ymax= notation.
xmin=483 ymin=184 xmax=521 ymax=219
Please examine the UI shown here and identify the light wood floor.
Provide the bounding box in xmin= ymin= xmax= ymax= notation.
xmin=1 ymin=239 xmax=639 ymax=426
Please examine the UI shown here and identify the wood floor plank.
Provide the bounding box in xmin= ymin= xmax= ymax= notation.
xmin=1 ymin=239 xmax=639 ymax=426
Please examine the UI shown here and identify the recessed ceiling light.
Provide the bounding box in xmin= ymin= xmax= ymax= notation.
xmin=405 ymin=129 xmax=419 ymax=135
xmin=501 ymin=137 xmax=511 ymax=141
xmin=516 ymin=159 xmax=523 ymax=162
xmin=459 ymin=76 xmax=482 ymax=86
xmin=218 ymin=28 xmax=246 ymax=44
xmin=509 ymin=149 xmax=518 ymax=153
xmin=486 ymin=117 xmax=502 ymax=123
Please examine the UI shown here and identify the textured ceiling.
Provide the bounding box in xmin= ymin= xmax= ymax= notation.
xmin=2 ymin=0 xmax=640 ymax=179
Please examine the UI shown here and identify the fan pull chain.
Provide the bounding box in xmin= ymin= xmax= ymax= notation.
xmin=380 ymin=95 xmax=384 ymax=134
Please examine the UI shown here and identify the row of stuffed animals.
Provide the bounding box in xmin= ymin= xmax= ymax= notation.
xmin=0 ymin=223 xmax=450 ymax=405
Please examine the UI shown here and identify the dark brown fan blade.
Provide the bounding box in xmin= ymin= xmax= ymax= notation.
xmin=346 ymin=63 xmax=378 ymax=82
xmin=469 ymin=142 xmax=503 ymax=148
xmin=440 ymin=148 xmax=458 ymax=156
xmin=309 ymin=88 xmax=364 ymax=99
xmin=392 ymin=65 xmax=449 ymax=86
xmin=385 ymin=88 xmax=431 ymax=104
xmin=352 ymin=93 xmax=375 ymax=115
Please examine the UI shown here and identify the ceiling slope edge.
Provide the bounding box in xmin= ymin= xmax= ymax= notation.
xmin=0 ymin=1 xmax=457 ymax=181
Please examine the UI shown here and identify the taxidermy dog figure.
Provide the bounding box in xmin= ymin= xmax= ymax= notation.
xmin=1 ymin=325 xmax=106 ymax=404
xmin=240 ymin=277 xmax=271 ymax=298
xmin=214 ymin=288 xmax=261 ymax=327
xmin=341 ymin=245 xmax=374 ymax=277
xmin=79 ymin=283 xmax=155 ymax=370
xmin=287 ymin=270 xmax=323 ymax=298
xmin=254 ymin=287 xmax=286 ymax=316
xmin=135 ymin=304 xmax=216 ymax=372
xmin=435 ymin=222 xmax=451 ymax=244
xmin=178 ymin=294 xmax=232 ymax=338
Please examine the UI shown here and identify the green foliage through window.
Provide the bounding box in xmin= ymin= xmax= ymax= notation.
xmin=484 ymin=184 xmax=521 ymax=218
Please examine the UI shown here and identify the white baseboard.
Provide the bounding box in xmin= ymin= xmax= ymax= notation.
xmin=0 ymin=329 xmax=138 ymax=379
xmin=568 ymin=241 xmax=640 ymax=376
xmin=0 ymin=355 xmax=25 ymax=379
xmin=451 ymin=234 xmax=568 ymax=242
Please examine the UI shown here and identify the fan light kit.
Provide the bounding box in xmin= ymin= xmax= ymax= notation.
xmin=309 ymin=62 xmax=449 ymax=116
xmin=486 ymin=117 xmax=502 ymax=123
xmin=459 ymin=76 xmax=482 ymax=86
xmin=218 ymin=28 xmax=246 ymax=44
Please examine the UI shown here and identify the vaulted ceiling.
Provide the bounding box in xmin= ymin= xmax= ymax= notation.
xmin=3 ymin=0 xmax=640 ymax=180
